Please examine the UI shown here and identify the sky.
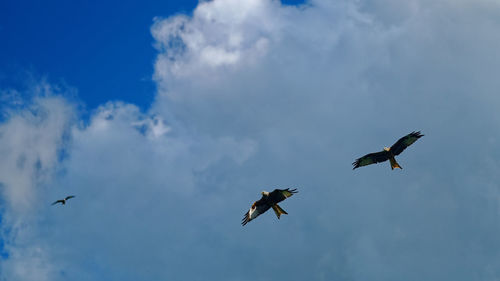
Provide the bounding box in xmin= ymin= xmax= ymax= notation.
xmin=1 ymin=0 xmax=500 ymax=280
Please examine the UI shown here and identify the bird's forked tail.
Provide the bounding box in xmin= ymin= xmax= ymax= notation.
xmin=389 ymin=157 xmax=402 ymax=170
xmin=271 ymin=204 xmax=288 ymax=219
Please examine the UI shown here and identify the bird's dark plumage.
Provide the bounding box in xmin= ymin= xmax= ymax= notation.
xmin=390 ymin=131 xmax=424 ymax=156
xmin=51 ymin=195 xmax=75 ymax=206
xmin=353 ymin=131 xmax=424 ymax=170
xmin=242 ymin=188 xmax=297 ymax=226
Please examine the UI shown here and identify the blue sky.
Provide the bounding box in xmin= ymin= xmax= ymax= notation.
xmin=0 ymin=0 xmax=201 ymax=110
xmin=0 ymin=0 xmax=303 ymax=110
xmin=1 ymin=0 xmax=500 ymax=280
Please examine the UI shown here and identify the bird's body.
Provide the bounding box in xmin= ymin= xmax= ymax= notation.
xmin=242 ymin=188 xmax=297 ymax=226
xmin=51 ymin=195 xmax=75 ymax=206
xmin=385 ymin=148 xmax=401 ymax=170
xmin=353 ymin=131 xmax=424 ymax=170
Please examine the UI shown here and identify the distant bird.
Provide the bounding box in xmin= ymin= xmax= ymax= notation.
xmin=242 ymin=188 xmax=297 ymax=226
xmin=51 ymin=195 xmax=75 ymax=206
xmin=353 ymin=131 xmax=424 ymax=170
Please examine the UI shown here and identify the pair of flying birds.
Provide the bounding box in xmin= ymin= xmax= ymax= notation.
xmin=242 ymin=131 xmax=424 ymax=226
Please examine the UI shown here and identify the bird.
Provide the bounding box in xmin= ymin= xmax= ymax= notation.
xmin=352 ymin=131 xmax=424 ymax=170
xmin=242 ymin=188 xmax=297 ymax=226
xmin=51 ymin=195 xmax=75 ymax=206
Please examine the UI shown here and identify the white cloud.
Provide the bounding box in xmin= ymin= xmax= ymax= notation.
xmin=0 ymin=96 xmax=74 ymax=212
xmin=149 ymin=0 xmax=500 ymax=280
xmin=151 ymin=0 xmax=280 ymax=81
xmin=0 ymin=85 xmax=75 ymax=280
xmin=0 ymin=88 xmax=256 ymax=280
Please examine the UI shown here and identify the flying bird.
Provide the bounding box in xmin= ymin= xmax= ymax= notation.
xmin=51 ymin=195 xmax=75 ymax=206
xmin=242 ymin=188 xmax=297 ymax=226
xmin=352 ymin=131 xmax=424 ymax=170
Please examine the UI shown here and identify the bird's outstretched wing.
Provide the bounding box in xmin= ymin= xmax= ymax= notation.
xmin=65 ymin=195 xmax=75 ymax=200
xmin=242 ymin=199 xmax=271 ymax=226
xmin=352 ymin=151 xmax=390 ymax=169
xmin=51 ymin=200 xmax=64 ymax=206
xmin=390 ymin=131 xmax=424 ymax=156
xmin=268 ymin=188 xmax=298 ymax=204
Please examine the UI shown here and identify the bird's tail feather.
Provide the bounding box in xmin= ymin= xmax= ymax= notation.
xmin=389 ymin=157 xmax=402 ymax=170
xmin=272 ymin=204 xmax=288 ymax=219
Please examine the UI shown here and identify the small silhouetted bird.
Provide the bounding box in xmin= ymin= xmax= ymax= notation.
xmin=51 ymin=195 xmax=75 ymax=206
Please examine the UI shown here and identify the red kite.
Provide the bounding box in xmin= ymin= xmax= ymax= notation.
xmin=353 ymin=131 xmax=424 ymax=170
xmin=242 ymin=188 xmax=297 ymax=226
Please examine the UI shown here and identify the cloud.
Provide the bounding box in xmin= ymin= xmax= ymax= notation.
xmin=151 ymin=0 xmax=278 ymax=79
xmin=0 ymin=83 xmax=75 ymax=280
xmin=0 ymin=91 xmax=74 ymax=212
xmin=0 ymin=83 xmax=257 ymax=280
xmin=2 ymin=0 xmax=500 ymax=280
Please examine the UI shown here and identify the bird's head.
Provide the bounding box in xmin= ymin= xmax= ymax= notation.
xmin=261 ymin=191 xmax=270 ymax=196
xmin=383 ymin=147 xmax=390 ymax=152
